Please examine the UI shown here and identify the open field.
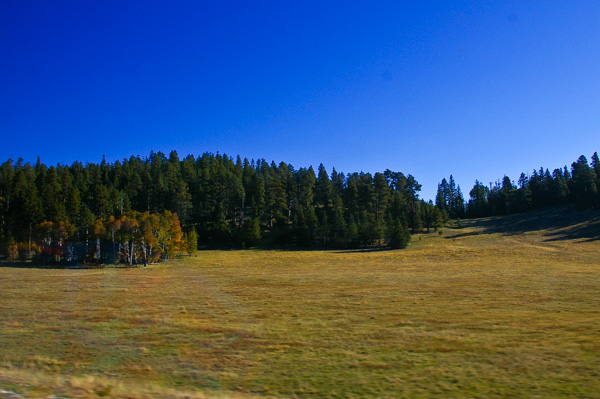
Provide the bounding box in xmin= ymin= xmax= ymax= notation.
xmin=1 ymin=210 xmax=600 ymax=398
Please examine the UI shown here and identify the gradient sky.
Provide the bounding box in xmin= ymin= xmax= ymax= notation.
xmin=1 ymin=1 xmax=600 ymax=201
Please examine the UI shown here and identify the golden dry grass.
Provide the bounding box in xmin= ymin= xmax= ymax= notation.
xmin=1 ymin=212 xmax=600 ymax=398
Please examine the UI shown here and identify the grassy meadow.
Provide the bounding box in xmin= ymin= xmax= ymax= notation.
xmin=1 ymin=210 xmax=600 ymax=398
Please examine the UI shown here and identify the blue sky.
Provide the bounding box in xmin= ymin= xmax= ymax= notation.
xmin=1 ymin=1 xmax=599 ymax=201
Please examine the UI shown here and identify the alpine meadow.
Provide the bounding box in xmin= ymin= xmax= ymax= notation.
xmin=1 ymin=208 xmax=599 ymax=398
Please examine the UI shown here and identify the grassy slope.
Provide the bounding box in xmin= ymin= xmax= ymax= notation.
xmin=1 ymin=210 xmax=599 ymax=398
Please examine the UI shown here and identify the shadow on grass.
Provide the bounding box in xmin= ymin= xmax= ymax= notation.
xmin=333 ymin=247 xmax=393 ymax=254
xmin=452 ymin=207 xmax=600 ymax=242
xmin=198 ymin=243 xmax=396 ymax=253
xmin=0 ymin=261 xmax=143 ymax=270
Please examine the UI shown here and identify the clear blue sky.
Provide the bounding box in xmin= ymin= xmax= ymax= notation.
xmin=1 ymin=1 xmax=599 ymax=201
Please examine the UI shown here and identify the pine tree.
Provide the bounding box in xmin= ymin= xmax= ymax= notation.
xmin=315 ymin=163 xmax=333 ymax=215
xmin=344 ymin=177 xmax=359 ymax=218
xmin=514 ymin=173 xmax=532 ymax=212
xmin=0 ymin=160 xmax=15 ymax=242
xmin=448 ymin=175 xmax=457 ymax=217
xmin=293 ymin=207 xmax=311 ymax=247
xmin=41 ymin=166 xmax=66 ymax=222
xmin=374 ymin=172 xmax=390 ymax=222
xmin=454 ymin=185 xmax=465 ymax=217
xmin=330 ymin=167 xmax=345 ymax=198
xmin=529 ymin=169 xmax=546 ymax=209
xmin=468 ymin=180 xmax=489 ymax=218
xmin=319 ymin=212 xmax=330 ymax=245
xmin=404 ymin=175 xmax=422 ymax=231
xmin=421 ymin=201 xmax=443 ymax=233
xmin=241 ymin=218 xmax=261 ymax=247
xmin=386 ymin=217 xmax=411 ymax=249
xmin=592 ymin=152 xmax=600 ymax=204
xmin=331 ymin=196 xmax=346 ymax=240
xmin=265 ymin=172 xmax=287 ymax=228
xmin=345 ymin=214 xmax=359 ymax=247
xmin=500 ymin=176 xmax=516 ymax=214
xmin=12 ymin=165 xmax=44 ymax=250
xmin=93 ymin=184 xmax=111 ymax=219
xmin=277 ymin=162 xmax=295 ymax=223
xmin=551 ymin=168 xmax=569 ymax=205
xmin=66 ymin=187 xmax=82 ymax=223
xmin=435 ymin=180 xmax=447 ymax=212
xmin=571 ymin=155 xmax=598 ymax=209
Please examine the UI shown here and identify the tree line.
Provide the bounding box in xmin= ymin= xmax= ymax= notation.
xmin=0 ymin=151 xmax=440 ymax=264
xmin=437 ymin=152 xmax=600 ymax=218
xmin=6 ymin=150 xmax=593 ymax=264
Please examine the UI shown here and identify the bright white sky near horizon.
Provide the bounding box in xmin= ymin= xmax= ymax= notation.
xmin=1 ymin=1 xmax=600 ymax=201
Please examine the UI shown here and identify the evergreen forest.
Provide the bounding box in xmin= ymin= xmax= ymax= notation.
xmin=439 ymin=152 xmax=600 ymax=218
xmin=0 ymin=150 xmax=598 ymax=266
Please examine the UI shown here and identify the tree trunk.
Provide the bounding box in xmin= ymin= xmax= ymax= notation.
xmin=128 ymin=240 xmax=133 ymax=265
xmin=28 ymin=222 xmax=32 ymax=255
xmin=96 ymin=238 xmax=101 ymax=265
xmin=142 ymin=237 xmax=147 ymax=267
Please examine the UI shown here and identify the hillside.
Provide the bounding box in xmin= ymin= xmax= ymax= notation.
xmin=458 ymin=206 xmax=600 ymax=242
